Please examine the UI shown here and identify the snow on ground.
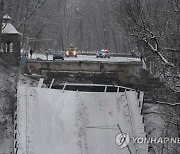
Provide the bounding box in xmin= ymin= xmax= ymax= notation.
xmin=0 ymin=59 xmax=47 ymax=154
xmin=0 ymin=60 xmax=17 ymax=154
xmin=29 ymin=53 xmax=141 ymax=63
xmin=16 ymin=84 xmax=148 ymax=154
xmin=143 ymin=103 xmax=180 ymax=154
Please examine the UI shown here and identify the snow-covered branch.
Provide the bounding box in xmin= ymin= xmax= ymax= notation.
xmin=26 ymin=0 xmax=47 ymax=20
xmin=142 ymin=30 xmax=175 ymax=67
xmin=163 ymin=47 xmax=180 ymax=52
xmin=172 ymin=0 xmax=180 ymax=12
xmin=17 ymin=0 xmax=47 ymax=29
xmin=136 ymin=17 xmax=175 ymax=67
xmin=143 ymin=38 xmax=174 ymax=67
xmin=130 ymin=26 xmax=175 ymax=67
xmin=156 ymin=101 xmax=180 ymax=106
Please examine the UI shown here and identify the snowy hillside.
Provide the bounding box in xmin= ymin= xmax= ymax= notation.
xmin=0 ymin=60 xmax=16 ymax=154
xmin=0 ymin=59 xmax=42 ymax=154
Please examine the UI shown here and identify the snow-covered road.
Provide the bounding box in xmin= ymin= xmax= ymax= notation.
xmin=29 ymin=53 xmax=141 ymax=63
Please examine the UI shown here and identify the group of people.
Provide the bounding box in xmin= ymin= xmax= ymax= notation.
xmin=26 ymin=44 xmax=76 ymax=60
xmin=23 ymin=48 xmax=34 ymax=58
xmin=24 ymin=48 xmax=50 ymax=60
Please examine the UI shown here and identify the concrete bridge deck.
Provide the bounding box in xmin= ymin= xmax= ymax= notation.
xmin=25 ymin=55 xmax=142 ymax=74
xmin=24 ymin=55 xmax=143 ymax=90
xmin=15 ymin=83 xmax=148 ymax=154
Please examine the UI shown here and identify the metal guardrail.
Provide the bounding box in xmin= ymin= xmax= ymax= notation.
xmin=80 ymin=51 xmax=139 ymax=58
xmin=14 ymin=100 xmax=18 ymax=154
xmin=53 ymin=83 xmax=139 ymax=92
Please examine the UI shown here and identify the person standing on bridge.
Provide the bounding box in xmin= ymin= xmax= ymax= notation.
xmin=44 ymin=49 xmax=49 ymax=60
xmin=30 ymin=48 xmax=33 ymax=59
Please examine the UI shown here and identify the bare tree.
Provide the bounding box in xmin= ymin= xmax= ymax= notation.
xmin=112 ymin=0 xmax=180 ymax=153
xmin=112 ymin=0 xmax=180 ymax=89
xmin=0 ymin=0 xmax=4 ymax=45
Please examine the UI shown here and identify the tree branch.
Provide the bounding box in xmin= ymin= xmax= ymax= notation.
xmin=142 ymin=29 xmax=175 ymax=67
xmin=163 ymin=47 xmax=180 ymax=52
xmin=156 ymin=101 xmax=180 ymax=106
xmin=17 ymin=0 xmax=47 ymax=29
xmin=26 ymin=0 xmax=47 ymax=20
xmin=172 ymin=0 xmax=180 ymax=12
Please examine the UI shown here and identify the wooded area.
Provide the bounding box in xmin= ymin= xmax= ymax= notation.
xmin=113 ymin=0 xmax=180 ymax=90
xmin=1 ymin=0 xmax=131 ymax=53
xmin=1 ymin=0 xmax=179 ymax=90
xmin=1 ymin=0 xmax=180 ymax=153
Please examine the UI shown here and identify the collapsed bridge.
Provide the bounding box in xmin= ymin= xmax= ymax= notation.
xmin=25 ymin=56 xmax=143 ymax=89
xmin=15 ymin=83 xmax=149 ymax=154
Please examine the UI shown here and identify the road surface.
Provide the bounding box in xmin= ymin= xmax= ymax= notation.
xmin=15 ymin=83 xmax=149 ymax=154
xmin=29 ymin=53 xmax=141 ymax=63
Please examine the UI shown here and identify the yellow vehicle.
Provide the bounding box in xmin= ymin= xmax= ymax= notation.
xmin=64 ymin=47 xmax=79 ymax=57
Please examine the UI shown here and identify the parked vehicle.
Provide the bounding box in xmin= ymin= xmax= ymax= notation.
xmin=53 ymin=51 xmax=64 ymax=60
xmin=96 ymin=48 xmax=110 ymax=58
xmin=64 ymin=47 xmax=79 ymax=57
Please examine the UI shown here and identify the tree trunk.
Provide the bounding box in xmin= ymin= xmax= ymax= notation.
xmin=0 ymin=0 xmax=4 ymax=45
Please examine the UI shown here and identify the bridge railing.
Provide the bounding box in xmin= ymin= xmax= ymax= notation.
xmin=80 ymin=51 xmax=138 ymax=57
xmin=52 ymin=83 xmax=139 ymax=92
